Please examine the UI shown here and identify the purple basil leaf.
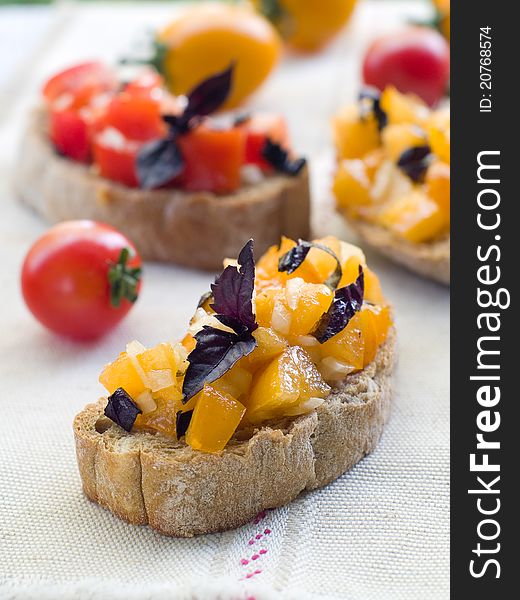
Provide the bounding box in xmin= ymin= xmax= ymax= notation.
xmin=175 ymin=410 xmax=193 ymax=439
xmin=278 ymin=241 xmax=311 ymax=274
xmin=214 ymin=314 xmax=248 ymax=335
xmin=397 ymin=145 xmax=433 ymax=183
xmin=313 ymin=267 xmax=365 ymax=343
xmin=104 ymin=388 xmax=141 ymax=432
xmin=210 ymin=239 xmax=257 ymax=333
xmin=186 ymin=64 xmax=234 ymax=119
xmin=261 ymin=139 xmax=306 ymax=176
xmin=278 ymin=240 xmax=343 ymax=290
xmin=136 ymin=136 xmax=184 ymax=189
xmin=359 ymin=87 xmax=388 ymax=131
xmin=182 ymin=326 xmax=257 ymax=401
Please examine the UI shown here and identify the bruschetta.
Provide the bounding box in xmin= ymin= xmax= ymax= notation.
xmin=74 ymin=235 xmax=395 ymax=536
xmin=332 ymin=87 xmax=450 ymax=284
xmin=15 ymin=63 xmax=310 ymax=270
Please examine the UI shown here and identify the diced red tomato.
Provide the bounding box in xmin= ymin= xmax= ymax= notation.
xmin=123 ymin=69 xmax=165 ymax=98
xmin=91 ymin=93 xmax=167 ymax=187
xmin=92 ymin=135 xmax=140 ymax=188
xmin=241 ymin=114 xmax=289 ymax=171
xmin=49 ymin=108 xmax=91 ymax=162
xmin=43 ymin=61 xmax=116 ymax=105
xmin=96 ymin=94 xmax=166 ymax=141
xmin=177 ymin=125 xmax=246 ymax=193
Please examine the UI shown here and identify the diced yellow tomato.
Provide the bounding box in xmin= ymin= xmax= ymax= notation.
xmin=356 ymin=308 xmax=378 ymax=367
xmin=255 ymin=288 xmax=279 ymax=328
xmin=185 ymin=385 xmax=246 ymax=453
xmin=246 ymin=327 xmax=288 ymax=367
xmin=320 ymin=313 xmax=365 ymax=371
xmin=256 ymin=282 xmax=332 ymax=337
xmin=428 ymin=124 xmax=450 ymax=164
xmin=182 ymin=333 xmax=196 ymax=353
xmin=99 ymin=351 xmax=146 ymax=399
xmin=135 ymin=387 xmax=183 ymax=438
xmin=255 ymin=236 xmax=296 ymax=290
xmin=289 ymin=282 xmax=332 ymax=336
xmin=380 ymin=87 xmax=427 ymax=126
xmin=425 ymin=161 xmax=450 ymax=224
xmin=340 ymin=256 xmax=385 ymax=305
xmin=212 ymin=364 xmax=252 ymax=400
xmin=333 ymin=160 xmax=372 ymax=211
xmin=366 ymin=304 xmax=393 ymax=346
xmin=332 ymin=104 xmax=380 ymax=160
xmin=363 ymin=148 xmax=386 ymax=180
xmin=382 ymin=123 xmax=427 ymax=162
xmin=379 ymin=190 xmax=448 ymax=243
xmin=245 ymin=346 xmax=330 ymax=424
xmin=137 ymin=342 xmax=177 ymax=373
xmin=298 ymin=236 xmax=342 ymax=284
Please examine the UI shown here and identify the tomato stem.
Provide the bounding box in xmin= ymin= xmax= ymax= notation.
xmin=108 ymin=248 xmax=141 ymax=307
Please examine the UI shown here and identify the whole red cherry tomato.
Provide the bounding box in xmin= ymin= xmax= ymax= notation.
xmin=362 ymin=27 xmax=450 ymax=106
xmin=21 ymin=221 xmax=142 ymax=341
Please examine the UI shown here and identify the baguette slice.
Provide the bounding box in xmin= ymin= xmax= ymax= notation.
xmin=346 ymin=216 xmax=450 ymax=285
xmin=73 ymin=329 xmax=395 ymax=537
xmin=14 ymin=109 xmax=310 ymax=271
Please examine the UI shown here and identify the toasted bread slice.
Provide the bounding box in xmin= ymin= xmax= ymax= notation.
xmin=73 ymin=329 xmax=395 ymax=537
xmin=346 ymin=217 xmax=450 ymax=285
xmin=14 ymin=109 xmax=310 ymax=271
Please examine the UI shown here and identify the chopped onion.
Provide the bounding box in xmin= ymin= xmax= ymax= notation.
xmin=271 ymin=299 xmax=292 ymax=335
xmin=285 ymin=397 xmax=325 ymax=416
xmin=187 ymin=309 xmax=234 ymax=336
xmin=319 ymin=356 xmax=356 ymax=382
xmin=135 ymin=390 xmax=157 ymax=415
xmin=147 ymin=369 xmax=174 ymax=392
xmin=285 ymin=277 xmax=304 ymax=310
xmin=125 ymin=340 xmax=149 ymax=387
xmin=241 ymin=164 xmax=265 ymax=186
xmin=293 ymin=335 xmax=319 ymax=347
xmin=172 ymin=342 xmax=189 ymax=373
xmin=97 ymin=126 xmax=128 ymax=151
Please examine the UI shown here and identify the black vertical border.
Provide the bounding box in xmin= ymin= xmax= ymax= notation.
xmin=451 ymin=0 xmax=517 ymax=596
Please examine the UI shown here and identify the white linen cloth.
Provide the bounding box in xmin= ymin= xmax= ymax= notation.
xmin=0 ymin=2 xmax=449 ymax=599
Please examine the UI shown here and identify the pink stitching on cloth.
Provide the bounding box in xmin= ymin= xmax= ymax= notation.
xmin=239 ymin=511 xmax=272 ymax=580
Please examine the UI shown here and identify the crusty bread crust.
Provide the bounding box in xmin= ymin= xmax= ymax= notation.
xmin=14 ymin=109 xmax=311 ymax=271
xmin=73 ymin=329 xmax=395 ymax=537
xmin=345 ymin=216 xmax=450 ymax=286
